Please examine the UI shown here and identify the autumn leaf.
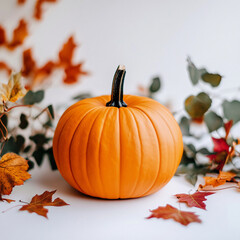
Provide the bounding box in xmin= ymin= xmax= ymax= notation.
xmin=34 ymin=0 xmax=57 ymax=20
xmin=58 ymin=36 xmax=77 ymax=66
xmin=0 ymin=195 xmax=15 ymax=203
xmin=0 ymin=62 xmax=11 ymax=75
xmin=19 ymin=190 xmax=69 ymax=218
xmin=17 ymin=0 xmax=27 ymax=5
xmin=175 ymin=191 xmax=214 ymax=210
xmin=146 ymin=204 xmax=201 ymax=226
xmin=199 ymin=171 xmax=236 ymax=190
xmin=63 ymin=63 xmax=88 ymax=84
xmin=0 ymin=153 xmax=31 ymax=199
xmin=22 ymin=48 xmax=36 ymax=77
xmin=0 ymin=25 xmax=6 ymax=45
xmin=7 ymin=19 xmax=28 ymax=50
xmin=0 ymin=72 xmax=27 ymax=107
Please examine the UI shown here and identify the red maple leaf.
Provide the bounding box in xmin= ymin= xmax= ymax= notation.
xmin=212 ymin=137 xmax=229 ymax=153
xmin=175 ymin=191 xmax=214 ymax=210
xmin=19 ymin=190 xmax=69 ymax=218
xmin=146 ymin=204 xmax=201 ymax=226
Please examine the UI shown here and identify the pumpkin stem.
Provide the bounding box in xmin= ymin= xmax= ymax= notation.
xmin=106 ymin=65 xmax=127 ymax=108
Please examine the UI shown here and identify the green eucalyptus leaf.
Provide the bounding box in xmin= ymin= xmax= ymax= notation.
xmin=184 ymin=92 xmax=212 ymax=119
xmin=32 ymin=147 xmax=45 ymax=166
xmin=29 ymin=134 xmax=51 ymax=147
xmin=23 ymin=90 xmax=44 ymax=105
xmin=204 ymin=111 xmax=223 ymax=132
xmin=187 ymin=58 xmax=207 ymax=85
xmin=201 ymin=73 xmax=222 ymax=87
xmin=72 ymin=93 xmax=92 ymax=101
xmin=47 ymin=105 xmax=54 ymax=119
xmin=222 ymin=100 xmax=240 ymax=124
xmin=2 ymin=135 xmax=25 ymax=155
xmin=45 ymin=147 xmax=57 ymax=170
xmin=19 ymin=114 xmax=29 ymax=129
xmin=179 ymin=116 xmax=190 ymax=136
xmin=149 ymin=77 xmax=161 ymax=93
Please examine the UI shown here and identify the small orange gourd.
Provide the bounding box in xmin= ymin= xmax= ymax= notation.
xmin=53 ymin=65 xmax=183 ymax=199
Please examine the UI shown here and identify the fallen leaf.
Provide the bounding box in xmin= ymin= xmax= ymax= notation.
xmin=7 ymin=19 xmax=28 ymax=50
xmin=58 ymin=36 xmax=77 ymax=66
xmin=0 ymin=72 xmax=27 ymax=104
xmin=224 ymin=120 xmax=233 ymax=139
xmin=175 ymin=191 xmax=214 ymax=210
xmin=0 ymin=153 xmax=31 ymax=198
xmin=146 ymin=204 xmax=201 ymax=226
xmin=200 ymin=171 xmax=236 ymax=189
xmin=19 ymin=190 xmax=69 ymax=218
xmin=0 ymin=195 xmax=15 ymax=203
xmin=34 ymin=0 xmax=57 ymax=20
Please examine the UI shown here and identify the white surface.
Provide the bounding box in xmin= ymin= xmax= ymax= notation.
xmin=1 ymin=161 xmax=240 ymax=240
xmin=1 ymin=0 xmax=240 ymax=239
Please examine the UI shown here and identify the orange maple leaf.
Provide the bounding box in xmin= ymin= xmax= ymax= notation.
xmin=199 ymin=171 xmax=236 ymax=190
xmin=34 ymin=0 xmax=57 ymax=20
xmin=0 ymin=153 xmax=31 ymax=199
xmin=0 ymin=62 xmax=11 ymax=75
xmin=7 ymin=19 xmax=28 ymax=50
xmin=58 ymin=36 xmax=77 ymax=66
xmin=175 ymin=191 xmax=214 ymax=210
xmin=17 ymin=0 xmax=27 ymax=5
xmin=0 ymin=19 xmax=28 ymax=50
xmin=147 ymin=204 xmax=201 ymax=226
xmin=19 ymin=190 xmax=69 ymax=218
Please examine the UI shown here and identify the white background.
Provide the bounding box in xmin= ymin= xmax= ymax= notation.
xmin=0 ymin=0 xmax=240 ymax=239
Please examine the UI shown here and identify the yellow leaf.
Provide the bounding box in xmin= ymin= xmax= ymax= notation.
xmin=0 ymin=153 xmax=31 ymax=196
xmin=0 ymin=72 xmax=27 ymax=104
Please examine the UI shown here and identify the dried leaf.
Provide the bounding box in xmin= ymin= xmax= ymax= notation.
xmin=184 ymin=92 xmax=212 ymax=120
xmin=0 ymin=72 xmax=27 ymax=105
xmin=0 ymin=153 xmax=31 ymax=197
xmin=34 ymin=0 xmax=57 ymax=20
xmin=19 ymin=190 xmax=69 ymax=218
xmin=200 ymin=171 xmax=236 ymax=189
xmin=175 ymin=191 xmax=214 ymax=210
xmin=58 ymin=36 xmax=77 ymax=66
xmin=7 ymin=19 xmax=28 ymax=50
xmin=147 ymin=204 xmax=201 ymax=226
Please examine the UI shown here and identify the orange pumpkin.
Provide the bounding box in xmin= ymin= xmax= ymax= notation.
xmin=53 ymin=65 xmax=183 ymax=199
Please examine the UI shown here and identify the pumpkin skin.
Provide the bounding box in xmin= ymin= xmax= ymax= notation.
xmin=53 ymin=67 xmax=183 ymax=199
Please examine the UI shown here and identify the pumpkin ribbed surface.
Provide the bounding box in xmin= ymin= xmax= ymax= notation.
xmin=53 ymin=95 xmax=183 ymax=199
